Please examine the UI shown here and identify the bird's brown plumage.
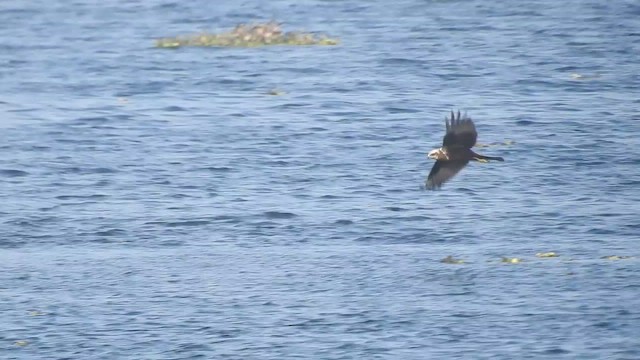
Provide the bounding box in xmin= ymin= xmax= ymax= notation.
xmin=426 ymin=111 xmax=504 ymax=189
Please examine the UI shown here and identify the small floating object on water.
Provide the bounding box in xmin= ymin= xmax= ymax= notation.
xmin=475 ymin=140 xmax=515 ymax=148
xmin=440 ymin=255 xmax=464 ymax=264
xmin=14 ymin=340 xmax=29 ymax=347
xmin=569 ymin=73 xmax=602 ymax=80
xmin=267 ymin=88 xmax=285 ymax=96
xmin=501 ymin=257 xmax=522 ymax=264
xmin=536 ymin=252 xmax=558 ymax=258
xmin=601 ymin=255 xmax=632 ymax=260
xmin=155 ymin=21 xmax=340 ymax=48
xmin=28 ymin=310 xmax=45 ymax=316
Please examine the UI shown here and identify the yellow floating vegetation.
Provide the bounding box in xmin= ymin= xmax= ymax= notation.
xmin=156 ymin=21 xmax=339 ymax=48
xmin=440 ymin=255 xmax=464 ymax=264
xmin=501 ymin=257 xmax=522 ymax=264
xmin=536 ymin=252 xmax=558 ymax=258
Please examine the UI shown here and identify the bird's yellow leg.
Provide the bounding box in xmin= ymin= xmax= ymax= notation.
xmin=474 ymin=157 xmax=489 ymax=163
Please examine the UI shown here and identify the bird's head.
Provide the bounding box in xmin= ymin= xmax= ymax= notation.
xmin=427 ymin=148 xmax=446 ymax=160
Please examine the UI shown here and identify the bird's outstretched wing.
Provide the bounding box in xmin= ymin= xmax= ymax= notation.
xmin=426 ymin=160 xmax=469 ymax=189
xmin=443 ymin=111 xmax=477 ymax=149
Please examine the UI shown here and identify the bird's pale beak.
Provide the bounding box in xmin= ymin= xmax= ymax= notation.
xmin=427 ymin=149 xmax=438 ymax=159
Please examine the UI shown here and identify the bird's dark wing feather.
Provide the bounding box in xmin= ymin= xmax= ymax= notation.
xmin=442 ymin=110 xmax=477 ymax=149
xmin=426 ymin=160 xmax=469 ymax=190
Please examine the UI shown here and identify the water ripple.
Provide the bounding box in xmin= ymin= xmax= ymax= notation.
xmin=0 ymin=169 xmax=29 ymax=177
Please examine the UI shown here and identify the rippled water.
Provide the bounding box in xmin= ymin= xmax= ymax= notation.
xmin=2 ymin=0 xmax=639 ymax=358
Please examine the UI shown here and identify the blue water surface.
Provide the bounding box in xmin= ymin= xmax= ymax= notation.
xmin=1 ymin=0 xmax=639 ymax=358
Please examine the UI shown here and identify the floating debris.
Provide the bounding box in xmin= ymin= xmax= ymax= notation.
xmin=601 ymin=255 xmax=633 ymax=260
xmin=501 ymin=257 xmax=522 ymax=264
xmin=267 ymin=88 xmax=286 ymax=96
xmin=569 ymin=73 xmax=602 ymax=80
xmin=440 ymin=255 xmax=464 ymax=264
xmin=536 ymin=252 xmax=558 ymax=258
xmin=475 ymin=140 xmax=515 ymax=148
xmin=28 ymin=310 xmax=46 ymax=316
xmin=14 ymin=340 xmax=29 ymax=347
xmin=156 ymin=21 xmax=339 ymax=48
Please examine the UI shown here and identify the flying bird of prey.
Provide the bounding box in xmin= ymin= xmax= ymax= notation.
xmin=426 ymin=111 xmax=504 ymax=189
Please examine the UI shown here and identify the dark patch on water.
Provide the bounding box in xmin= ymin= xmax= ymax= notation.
xmin=263 ymin=211 xmax=298 ymax=220
xmin=542 ymin=347 xmax=571 ymax=355
xmin=55 ymin=194 xmax=107 ymax=200
xmin=72 ymin=116 xmax=110 ymax=124
xmin=384 ymin=206 xmax=406 ymax=212
xmin=94 ymin=228 xmax=126 ymax=237
xmin=164 ymin=220 xmax=212 ymax=227
xmin=163 ymin=105 xmax=187 ymax=112
xmin=0 ymin=169 xmax=29 ymax=177
xmin=384 ymin=107 xmax=421 ymax=114
xmin=334 ymin=219 xmax=354 ymax=225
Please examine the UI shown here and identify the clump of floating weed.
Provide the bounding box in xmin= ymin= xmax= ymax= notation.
xmin=440 ymin=255 xmax=465 ymax=264
xmin=156 ymin=21 xmax=339 ymax=48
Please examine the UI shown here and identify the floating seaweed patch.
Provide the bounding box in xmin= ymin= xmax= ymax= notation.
xmin=440 ymin=255 xmax=465 ymax=264
xmin=156 ymin=21 xmax=339 ymax=48
xmin=536 ymin=252 xmax=558 ymax=258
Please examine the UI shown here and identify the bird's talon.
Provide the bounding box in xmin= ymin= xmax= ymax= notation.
xmin=474 ymin=158 xmax=489 ymax=163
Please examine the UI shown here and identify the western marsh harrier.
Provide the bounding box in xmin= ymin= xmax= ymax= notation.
xmin=426 ymin=111 xmax=504 ymax=189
